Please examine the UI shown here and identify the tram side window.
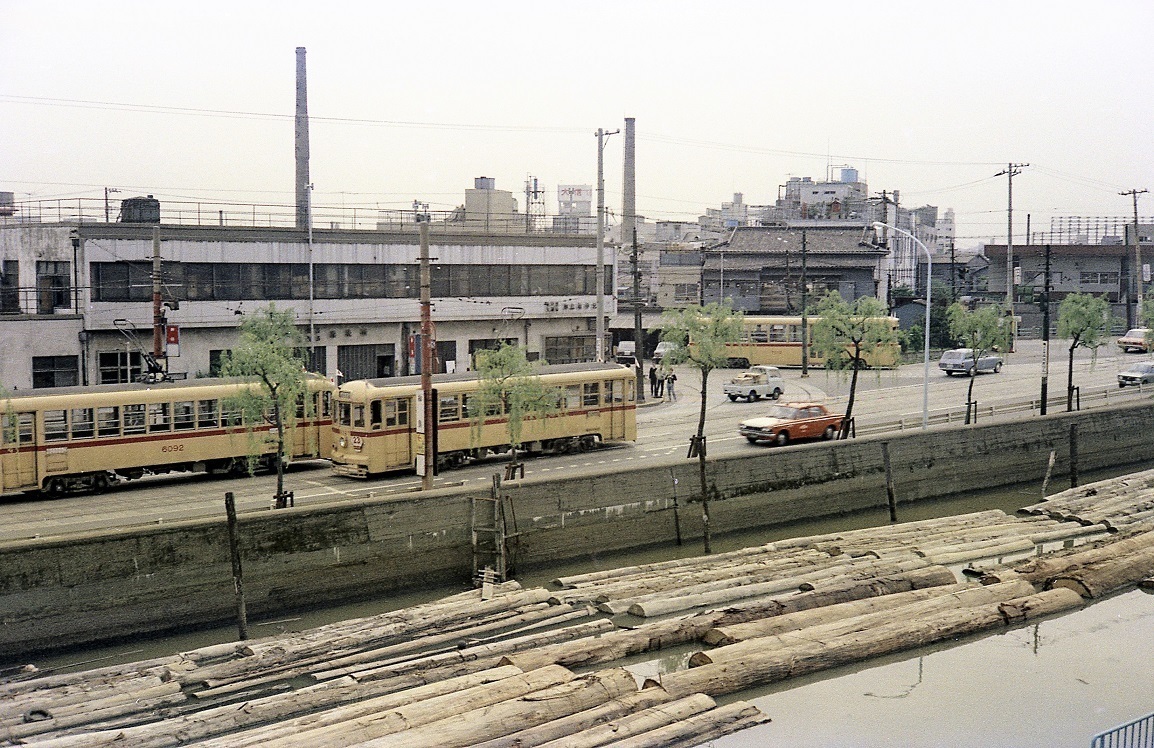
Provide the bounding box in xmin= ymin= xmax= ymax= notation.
xmin=352 ymin=404 xmax=365 ymax=428
xmin=173 ymin=401 xmax=195 ymax=430
xmin=338 ymin=402 xmax=352 ymax=427
xmin=71 ymin=408 xmax=95 ymax=439
xmin=221 ymin=401 xmax=242 ymax=427
xmin=751 ymin=326 xmax=768 ymax=343
xmin=370 ymin=400 xmax=382 ymax=430
xmin=769 ymin=325 xmax=787 ymax=342
xmin=123 ymin=404 xmax=146 ymax=434
xmin=97 ymin=406 xmax=120 ymax=437
xmin=564 ymin=385 xmax=581 ymax=410
xmin=148 ymin=402 xmax=171 ymax=432
xmin=583 ymin=382 xmax=599 ymax=407
xmin=198 ymin=400 xmax=219 ymax=428
xmin=386 ymin=398 xmax=408 ymax=427
xmin=438 ymin=394 xmax=460 ymax=423
xmin=321 ymin=391 xmax=332 ymax=418
xmin=44 ymin=410 xmax=69 ymax=441
xmin=2 ymin=413 xmax=35 ymax=445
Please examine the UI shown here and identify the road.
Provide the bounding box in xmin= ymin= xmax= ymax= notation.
xmin=2 ymin=339 xmax=1148 ymax=540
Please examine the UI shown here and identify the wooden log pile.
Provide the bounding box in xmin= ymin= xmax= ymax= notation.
xmin=8 ymin=493 xmax=1154 ymax=746
xmin=1019 ymin=468 xmax=1154 ymax=531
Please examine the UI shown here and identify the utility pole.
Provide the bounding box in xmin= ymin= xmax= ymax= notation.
xmin=996 ymin=163 xmax=1028 ymax=350
xmin=949 ymin=238 xmax=957 ymax=303
xmin=595 ymin=126 xmax=619 ymax=362
xmin=800 ymin=229 xmax=809 ymax=377
xmin=104 ymin=187 xmax=120 ymax=222
xmin=1040 ymin=244 xmax=1051 ymax=416
xmin=418 ymin=217 xmax=435 ymax=491
xmin=307 ymin=183 xmax=315 ymax=371
xmin=1121 ymin=188 xmax=1148 ymax=325
xmin=632 ymin=227 xmax=645 ymax=402
xmin=151 ymin=226 xmax=165 ymax=373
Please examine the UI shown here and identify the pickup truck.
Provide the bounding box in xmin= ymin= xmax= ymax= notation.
xmin=723 ymin=365 xmax=785 ymax=401
xmin=739 ymin=402 xmax=844 ymax=446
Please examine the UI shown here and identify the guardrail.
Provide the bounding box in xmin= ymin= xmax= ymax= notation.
xmin=856 ymin=382 xmax=1151 ymax=436
xmin=1091 ymin=710 xmax=1154 ymax=748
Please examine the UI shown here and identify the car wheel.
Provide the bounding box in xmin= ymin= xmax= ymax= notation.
xmin=823 ymin=425 xmax=836 ymax=440
xmin=92 ymin=472 xmax=110 ymax=493
xmin=728 ymin=394 xmax=738 ymax=401
xmin=745 ymin=436 xmax=759 ymax=444
xmin=944 ymin=371 xmax=953 ymax=377
xmin=772 ymin=388 xmax=782 ymax=400
xmin=774 ymin=431 xmax=789 ymax=447
xmin=749 ymin=391 xmax=759 ymax=401
xmin=993 ymin=362 xmax=1002 ymax=373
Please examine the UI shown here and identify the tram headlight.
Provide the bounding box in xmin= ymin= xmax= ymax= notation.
xmin=339 ymin=437 xmax=347 ymax=449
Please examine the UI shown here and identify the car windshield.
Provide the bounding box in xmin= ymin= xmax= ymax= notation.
xmin=940 ymin=350 xmax=972 ymax=361
xmin=766 ymin=406 xmax=803 ymax=419
xmin=1124 ymin=329 xmax=1147 ymax=338
xmin=1135 ymin=363 xmax=1154 ymax=373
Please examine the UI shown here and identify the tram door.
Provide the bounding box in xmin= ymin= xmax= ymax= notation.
xmin=369 ymin=397 xmax=411 ymax=471
xmin=1 ymin=412 xmax=38 ymax=491
xmin=607 ymin=378 xmax=626 ymax=439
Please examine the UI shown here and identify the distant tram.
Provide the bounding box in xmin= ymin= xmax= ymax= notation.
xmin=330 ymin=362 xmax=637 ymax=477
xmin=0 ymin=376 xmax=334 ymax=497
xmin=720 ymin=315 xmax=902 ymax=369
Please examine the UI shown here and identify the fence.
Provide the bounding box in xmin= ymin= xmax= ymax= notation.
xmin=1091 ymin=711 xmax=1154 ymax=748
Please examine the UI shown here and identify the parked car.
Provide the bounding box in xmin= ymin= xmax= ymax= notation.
xmin=724 ymin=365 xmax=785 ymax=402
xmin=652 ymin=341 xmax=677 ymax=363
xmin=739 ymin=402 xmax=844 ymax=446
xmin=1117 ymin=328 xmax=1151 ymax=353
xmin=614 ymin=340 xmax=637 ymax=365
xmin=938 ymin=348 xmax=1002 ymax=376
xmin=1118 ymin=361 xmax=1154 ymax=387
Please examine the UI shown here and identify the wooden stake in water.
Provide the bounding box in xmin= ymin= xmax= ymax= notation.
xmin=224 ymin=492 xmax=249 ymax=641
xmin=1041 ymin=449 xmax=1056 ymax=499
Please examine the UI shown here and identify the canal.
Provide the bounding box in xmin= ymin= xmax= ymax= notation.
xmin=12 ymin=462 xmax=1154 ymax=747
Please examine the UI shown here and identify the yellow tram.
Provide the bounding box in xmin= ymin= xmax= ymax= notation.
xmin=0 ymin=375 xmax=334 ymax=497
xmin=721 ymin=315 xmax=901 ymax=369
xmin=330 ymin=362 xmax=637 ymax=477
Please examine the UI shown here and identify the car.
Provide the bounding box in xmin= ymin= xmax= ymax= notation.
xmin=938 ymin=348 xmax=1002 ymax=376
xmin=1117 ymin=328 xmax=1151 ymax=353
xmin=614 ymin=340 xmax=637 ymax=365
xmin=652 ymin=341 xmax=677 ymax=363
xmin=739 ymin=402 xmax=844 ymax=446
xmin=1118 ymin=361 xmax=1154 ymax=387
xmin=723 ymin=365 xmax=785 ymax=402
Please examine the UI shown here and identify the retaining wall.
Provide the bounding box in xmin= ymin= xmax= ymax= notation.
xmin=3 ymin=403 xmax=1153 ymax=657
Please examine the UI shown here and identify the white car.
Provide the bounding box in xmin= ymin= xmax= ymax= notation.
xmin=1118 ymin=361 xmax=1154 ymax=387
xmin=939 ymin=348 xmax=1002 ymax=376
xmin=652 ymin=341 xmax=677 ymax=363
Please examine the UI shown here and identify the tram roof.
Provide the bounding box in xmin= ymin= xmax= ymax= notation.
xmin=356 ymin=361 xmax=632 ymax=390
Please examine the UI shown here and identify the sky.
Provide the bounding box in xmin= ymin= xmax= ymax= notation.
xmin=2 ymin=0 xmax=1152 ymax=247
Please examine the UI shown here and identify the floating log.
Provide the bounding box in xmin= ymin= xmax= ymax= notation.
xmin=470 ymin=688 xmax=678 ymax=748
xmin=353 ymin=668 xmax=640 ymax=748
xmin=1011 ymin=529 xmax=1154 ymax=585
xmin=652 ymin=589 xmax=1083 ymax=700
xmin=1047 ymin=545 xmax=1154 ymax=598
xmin=531 ymin=693 xmax=717 ymax=748
xmin=598 ymin=700 xmax=771 ymax=748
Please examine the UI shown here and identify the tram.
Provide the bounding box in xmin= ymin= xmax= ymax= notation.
xmin=720 ymin=315 xmax=902 ymax=369
xmin=0 ymin=375 xmax=334 ymax=497
xmin=330 ymin=362 xmax=637 ymax=477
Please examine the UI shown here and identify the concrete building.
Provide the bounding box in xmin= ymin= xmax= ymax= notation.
xmin=0 ymin=214 xmax=610 ymax=390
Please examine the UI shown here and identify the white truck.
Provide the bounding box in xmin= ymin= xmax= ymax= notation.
xmin=723 ymin=365 xmax=785 ymax=402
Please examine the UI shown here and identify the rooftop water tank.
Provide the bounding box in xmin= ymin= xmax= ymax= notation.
xmin=119 ymin=195 xmax=161 ymax=223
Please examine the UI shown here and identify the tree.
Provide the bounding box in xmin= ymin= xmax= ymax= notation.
xmin=810 ymin=292 xmax=899 ymax=438
xmin=1057 ymin=293 xmax=1111 ymax=412
xmin=220 ymin=304 xmax=311 ymax=503
xmin=466 ymin=343 xmax=559 ymax=470
xmin=946 ymin=302 xmax=1013 ymax=422
xmin=656 ymin=302 xmax=744 ymax=554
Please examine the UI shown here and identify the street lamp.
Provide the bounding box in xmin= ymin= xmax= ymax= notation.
xmin=874 ymin=222 xmax=931 ymax=430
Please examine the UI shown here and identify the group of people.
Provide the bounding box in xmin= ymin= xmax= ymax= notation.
xmin=648 ymin=365 xmax=677 ymax=401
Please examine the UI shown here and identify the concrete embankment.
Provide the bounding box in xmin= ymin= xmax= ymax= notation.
xmin=2 ymin=402 xmax=1152 ymax=656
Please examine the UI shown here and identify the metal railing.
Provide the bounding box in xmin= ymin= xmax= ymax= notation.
xmin=1091 ymin=711 xmax=1154 ymax=748
xmin=854 ymin=382 xmax=1150 ymax=436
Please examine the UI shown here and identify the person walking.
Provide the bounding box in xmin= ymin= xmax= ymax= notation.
xmin=648 ymin=365 xmax=659 ymax=398
xmin=665 ymin=370 xmax=678 ymax=401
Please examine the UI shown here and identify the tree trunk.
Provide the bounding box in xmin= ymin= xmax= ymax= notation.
xmin=698 ymin=368 xmax=711 ymax=554
xmin=1067 ymin=341 xmax=1076 ymax=411
xmin=273 ymin=399 xmax=285 ymax=498
xmin=841 ymin=345 xmax=861 ymax=438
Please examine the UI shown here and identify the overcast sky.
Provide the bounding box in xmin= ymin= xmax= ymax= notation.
xmin=2 ymin=0 xmax=1151 ymax=246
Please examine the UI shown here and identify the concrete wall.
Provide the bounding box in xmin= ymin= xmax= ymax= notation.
xmin=3 ymin=402 xmax=1153 ymax=656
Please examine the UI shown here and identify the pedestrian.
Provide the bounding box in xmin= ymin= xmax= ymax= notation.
xmin=655 ymin=367 xmax=665 ymax=398
xmin=665 ymin=371 xmax=677 ymax=401
xmin=648 ymin=366 xmax=658 ymax=398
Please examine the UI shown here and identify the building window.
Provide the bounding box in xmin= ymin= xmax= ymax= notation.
xmin=544 ymin=335 xmax=596 ymax=364
xmin=98 ymin=351 xmax=143 ymax=384
xmin=36 ymin=261 xmax=71 ymax=313
xmin=1079 ymin=271 xmax=1120 ymax=286
xmin=672 ymin=283 xmax=699 ymax=303
xmin=32 ymin=355 xmax=79 ymax=388
xmin=1 ymin=260 xmax=19 ymax=313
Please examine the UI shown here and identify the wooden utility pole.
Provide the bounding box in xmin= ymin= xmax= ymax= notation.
xmin=151 ymin=227 xmax=164 ymax=369
xmin=1121 ymin=188 xmax=1148 ymax=323
xmin=419 ymin=218 xmax=435 ymax=490
xmin=1041 ymin=245 xmax=1051 ymax=416
xmin=800 ymin=229 xmax=809 ymax=377
xmin=996 ymin=163 xmax=1028 ymax=349
xmin=632 ymin=227 xmax=645 ymax=402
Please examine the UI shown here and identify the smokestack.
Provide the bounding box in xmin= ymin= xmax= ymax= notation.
xmin=622 ymin=117 xmax=636 ymax=245
xmin=295 ymin=47 xmax=310 ymax=230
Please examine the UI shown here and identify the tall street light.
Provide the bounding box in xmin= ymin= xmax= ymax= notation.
xmin=874 ymin=222 xmax=931 ymax=429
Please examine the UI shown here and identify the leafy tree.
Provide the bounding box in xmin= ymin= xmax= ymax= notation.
xmin=220 ymin=304 xmax=311 ymax=502
xmin=466 ymin=343 xmax=559 ymax=469
xmin=945 ymin=302 xmax=1013 ymax=422
xmin=1140 ymin=298 xmax=1154 ymax=350
xmin=1057 ymin=293 xmax=1111 ymax=412
xmin=656 ymin=302 xmax=744 ymax=554
xmin=810 ymin=292 xmax=899 ymax=438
